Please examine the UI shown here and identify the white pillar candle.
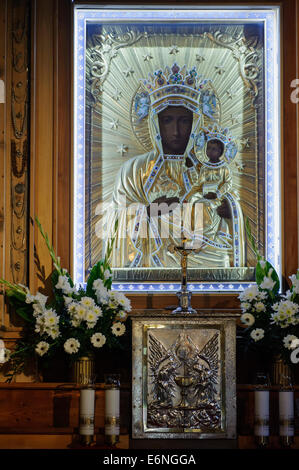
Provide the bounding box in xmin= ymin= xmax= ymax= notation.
xmin=254 ymin=390 xmax=270 ymax=437
xmin=279 ymin=391 xmax=294 ymax=437
xmin=79 ymin=388 xmax=95 ymax=438
xmin=105 ymin=388 xmax=120 ymax=438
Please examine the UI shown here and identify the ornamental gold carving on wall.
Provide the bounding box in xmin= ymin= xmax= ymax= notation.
xmin=10 ymin=0 xmax=30 ymax=285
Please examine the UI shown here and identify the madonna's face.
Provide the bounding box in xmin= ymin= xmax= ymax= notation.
xmin=158 ymin=106 xmax=193 ymax=155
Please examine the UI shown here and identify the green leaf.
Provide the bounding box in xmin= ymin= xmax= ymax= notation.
xmin=86 ymin=260 xmax=105 ymax=297
xmin=6 ymin=290 xmax=26 ymax=302
xmin=256 ymin=259 xmax=280 ymax=294
xmin=16 ymin=306 xmax=34 ymax=323
xmin=245 ymin=217 xmax=261 ymax=260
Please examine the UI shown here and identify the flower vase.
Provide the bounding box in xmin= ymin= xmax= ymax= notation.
xmin=71 ymin=353 xmax=96 ymax=385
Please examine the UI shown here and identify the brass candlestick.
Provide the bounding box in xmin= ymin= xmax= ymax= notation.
xmin=170 ymin=239 xmax=199 ymax=314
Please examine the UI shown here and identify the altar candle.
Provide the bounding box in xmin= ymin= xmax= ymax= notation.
xmin=79 ymin=387 xmax=95 ymax=442
xmin=254 ymin=390 xmax=270 ymax=437
xmin=105 ymin=386 xmax=120 ymax=444
xmin=279 ymin=390 xmax=294 ymax=437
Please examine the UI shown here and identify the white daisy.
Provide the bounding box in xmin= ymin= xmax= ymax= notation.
xmin=64 ymin=338 xmax=80 ymax=354
xmin=76 ymin=306 xmax=87 ymax=319
xmin=239 ymin=285 xmax=259 ymax=302
xmin=250 ymin=328 xmax=265 ymax=342
xmin=117 ymin=310 xmax=128 ymax=321
xmin=255 ymin=302 xmax=266 ymax=313
xmin=85 ymin=310 xmax=98 ymax=324
xmin=35 ymin=341 xmax=49 ymax=356
xmin=93 ymin=306 xmax=102 ymax=317
xmin=47 ymin=326 xmax=60 ymax=339
xmin=241 ymin=302 xmax=251 ymax=312
xmin=80 ymin=297 xmax=95 ymax=308
xmin=91 ymin=332 xmax=106 ymax=348
xmin=43 ymin=309 xmax=59 ymax=327
xmin=240 ymin=313 xmax=255 ymax=326
xmin=111 ymin=322 xmax=126 ymax=336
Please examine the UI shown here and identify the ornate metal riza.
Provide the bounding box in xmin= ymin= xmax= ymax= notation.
xmin=85 ymin=22 xmax=265 ymax=279
xmin=132 ymin=313 xmax=237 ymax=439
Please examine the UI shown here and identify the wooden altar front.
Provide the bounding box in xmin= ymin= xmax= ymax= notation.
xmin=0 ymin=382 xmax=299 ymax=450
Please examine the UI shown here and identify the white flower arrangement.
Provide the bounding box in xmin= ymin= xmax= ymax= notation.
xmin=0 ymin=217 xmax=130 ymax=381
xmin=239 ymin=219 xmax=299 ymax=365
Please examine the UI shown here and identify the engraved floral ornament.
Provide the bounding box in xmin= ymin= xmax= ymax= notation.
xmin=0 ymin=218 xmax=130 ymax=381
xmin=239 ymin=220 xmax=299 ymax=366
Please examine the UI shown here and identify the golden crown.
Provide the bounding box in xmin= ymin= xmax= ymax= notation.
xmin=205 ymin=124 xmax=231 ymax=145
xmin=140 ymin=63 xmax=208 ymax=107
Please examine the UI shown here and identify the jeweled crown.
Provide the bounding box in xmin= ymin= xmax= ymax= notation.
xmin=141 ymin=63 xmax=208 ymax=106
xmin=205 ymin=123 xmax=231 ymax=145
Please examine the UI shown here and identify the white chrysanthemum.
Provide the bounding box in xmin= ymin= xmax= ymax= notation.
xmin=85 ymin=310 xmax=98 ymax=324
xmin=115 ymin=292 xmax=132 ymax=312
xmin=91 ymin=332 xmax=106 ymax=348
xmin=80 ymin=297 xmax=95 ymax=308
xmin=47 ymin=326 xmax=60 ymax=339
xmin=117 ymin=310 xmax=128 ymax=321
xmin=93 ymin=306 xmax=102 ymax=317
xmin=250 ymin=328 xmax=265 ymax=342
xmin=241 ymin=302 xmax=251 ymax=312
xmin=255 ymin=302 xmax=266 ymax=313
xmin=257 ymin=290 xmax=268 ymax=301
xmin=68 ymin=302 xmax=78 ymax=315
xmin=108 ymin=300 xmax=118 ymax=310
xmin=64 ymin=338 xmax=80 ymax=354
xmin=240 ymin=313 xmax=255 ymax=326
xmin=291 ymin=338 xmax=299 ymax=349
xmin=76 ymin=306 xmax=87 ymax=319
xmin=112 ymin=322 xmax=126 ymax=336
xmin=290 ymin=274 xmax=299 ymax=294
xmin=43 ymin=309 xmax=59 ymax=327
xmin=273 ymin=300 xmax=299 ymax=315
xmin=239 ymin=285 xmax=259 ymax=302
xmin=35 ymin=341 xmax=49 ymax=356
xmin=283 ymin=335 xmax=299 ymax=350
xmin=71 ymin=318 xmax=81 ymax=327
